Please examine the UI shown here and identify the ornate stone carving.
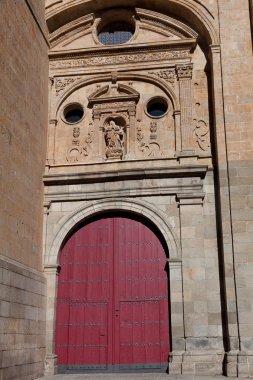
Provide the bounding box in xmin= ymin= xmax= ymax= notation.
xmin=50 ymin=50 xmax=190 ymax=69
xmin=137 ymin=123 xmax=149 ymax=154
xmin=82 ymin=131 xmax=93 ymax=157
xmin=194 ymin=120 xmax=210 ymax=151
xmin=137 ymin=121 xmax=161 ymax=158
xmin=103 ymin=120 xmax=125 ymax=160
xmin=150 ymin=121 xmax=158 ymax=140
xmin=67 ymin=125 xmax=94 ymax=163
xmin=73 ymin=127 xmax=80 ymax=139
xmin=93 ymin=101 xmax=135 ymax=110
xmin=149 ymin=69 xmax=176 ymax=87
xmin=55 ymin=77 xmax=81 ymax=95
xmin=176 ymin=64 xmax=193 ymax=79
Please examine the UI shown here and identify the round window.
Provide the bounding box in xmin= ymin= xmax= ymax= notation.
xmin=98 ymin=21 xmax=135 ymax=45
xmin=63 ymin=104 xmax=84 ymax=124
xmin=146 ymin=97 xmax=169 ymax=118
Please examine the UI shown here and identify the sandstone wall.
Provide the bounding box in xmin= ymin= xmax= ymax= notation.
xmin=0 ymin=1 xmax=48 ymax=379
xmin=218 ymin=0 xmax=253 ymax=375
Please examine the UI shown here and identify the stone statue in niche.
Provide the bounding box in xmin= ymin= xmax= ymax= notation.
xmin=103 ymin=120 xmax=125 ymax=160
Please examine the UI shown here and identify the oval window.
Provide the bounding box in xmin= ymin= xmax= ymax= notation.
xmin=146 ymin=97 xmax=169 ymax=118
xmin=98 ymin=22 xmax=135 ymax=45
xmin=63 ymin=104 xmax=84 ymax=124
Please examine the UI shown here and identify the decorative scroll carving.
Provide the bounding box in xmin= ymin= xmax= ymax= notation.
xmin=55 ymin=77 xmax=81 ymax=95
xmin=137 ymin=121 xmax=161 ymax=158
xmin=104 ymin=120 xmax=125 ymax=160
xmin=194 ymin=120 xmax=210 ymax=151
xmin=149 ymin=69 xmax=176 ymax=87
xmin=50 ymin=50 xmax=190 ymax=69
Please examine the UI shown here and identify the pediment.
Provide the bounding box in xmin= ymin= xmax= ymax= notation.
xmin=88 ymin=84 xmax=140 ymax=105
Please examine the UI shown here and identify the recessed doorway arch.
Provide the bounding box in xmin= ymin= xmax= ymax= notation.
xmin=44 ymin=199 xmax=183 ymax=375
xmin=55 ymin=211 xmax=171 ymax=373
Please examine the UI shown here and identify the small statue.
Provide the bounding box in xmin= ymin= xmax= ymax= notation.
xmin=104 ymin=120 xmax=125 ymax=160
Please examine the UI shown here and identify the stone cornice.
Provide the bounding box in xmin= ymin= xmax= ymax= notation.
xmin=43 ymin=165 xmax=207 ymax=186
xmin=49 ymin=39 xmax=197 ymax=61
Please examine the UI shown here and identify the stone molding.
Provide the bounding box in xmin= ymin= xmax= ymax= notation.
xmin=44 ymin=198 xmax=181 ymax=266
xmin=49 ymin=39 xmax=196 ymax=70
xmin=53 ymin=72 xmax=180 ymax=118
xmin=44 ymin=165 xmax=208 ymax=185
xmin=0 ymin=254 xmax=46 ymax=284
xmin=46 ymin=0 xmax=218 ymax=45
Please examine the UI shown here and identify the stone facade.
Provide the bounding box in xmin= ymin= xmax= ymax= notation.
xmin=43 ymin=0 xmax=253 ymax=377
xmin=1 ymin=0 xmax=253 ymax=379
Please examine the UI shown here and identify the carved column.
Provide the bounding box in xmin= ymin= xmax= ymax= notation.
xmin=176 ymin=64 xmax=195 ymax=156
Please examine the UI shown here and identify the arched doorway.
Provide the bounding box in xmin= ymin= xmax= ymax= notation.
xmin=55 ymin=212 xmax=170 ymax=373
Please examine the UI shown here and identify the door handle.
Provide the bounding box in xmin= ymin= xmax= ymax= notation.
xmin=115 ymin=309 xmax=119 ymax=317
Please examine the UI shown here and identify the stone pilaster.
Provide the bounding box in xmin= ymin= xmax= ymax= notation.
xmin=167 ymin=259 xmax=185 ymax=375
xmin=93 ymin=109 xmax=102 ymax=160
xmin=176 ymin=193 xmax=223 ymax=375
xmin=44 ymin=264 xmax=61 ymax=376
xmin=46 ymin=119 xmax=57 ymax=166
xmin=176 ymin=64 xmax=195 ymax=156
xmin=127 ymin=106 xmax=136 ymax=158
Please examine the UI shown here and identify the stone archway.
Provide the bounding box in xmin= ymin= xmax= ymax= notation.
xmin=44 ymin=198 xmax=183 ymax=375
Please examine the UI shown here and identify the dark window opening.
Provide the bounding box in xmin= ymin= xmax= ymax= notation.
xmin=98 ymin=22 xmax=134 ymax=45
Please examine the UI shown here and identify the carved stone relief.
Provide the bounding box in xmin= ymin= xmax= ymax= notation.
xmin=136 ymin=120 xmax=161 ymax=158
xmin=149 ymin=69 xmax=176 ymax=87
xmin=50 ymin=49 xmax=190 ymax=69
xmin=194 ymin=120 xmax=210 ymax=152
xmin=103 ymin=119 xmax=125 ymax=160
xmin=67 ymin=123 xmax=94 ymax=163
xmin=55 ymin=77 xmax=81 ymax=95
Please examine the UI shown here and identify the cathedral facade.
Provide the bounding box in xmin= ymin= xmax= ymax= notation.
xmin=1 ymin=0 xmax=253 ymax=379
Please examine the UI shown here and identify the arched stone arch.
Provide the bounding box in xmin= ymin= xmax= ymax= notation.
xmin=46 ymin=0 xmax=219 ymax=45
xmin=54 ymin=72 xmax=180 ymax=119
xmin=45 ymin=198 xmax=181 ymax=267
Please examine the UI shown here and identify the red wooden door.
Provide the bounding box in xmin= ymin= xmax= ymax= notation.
xmin=55 ymin=214 xmax=170 ymax=372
